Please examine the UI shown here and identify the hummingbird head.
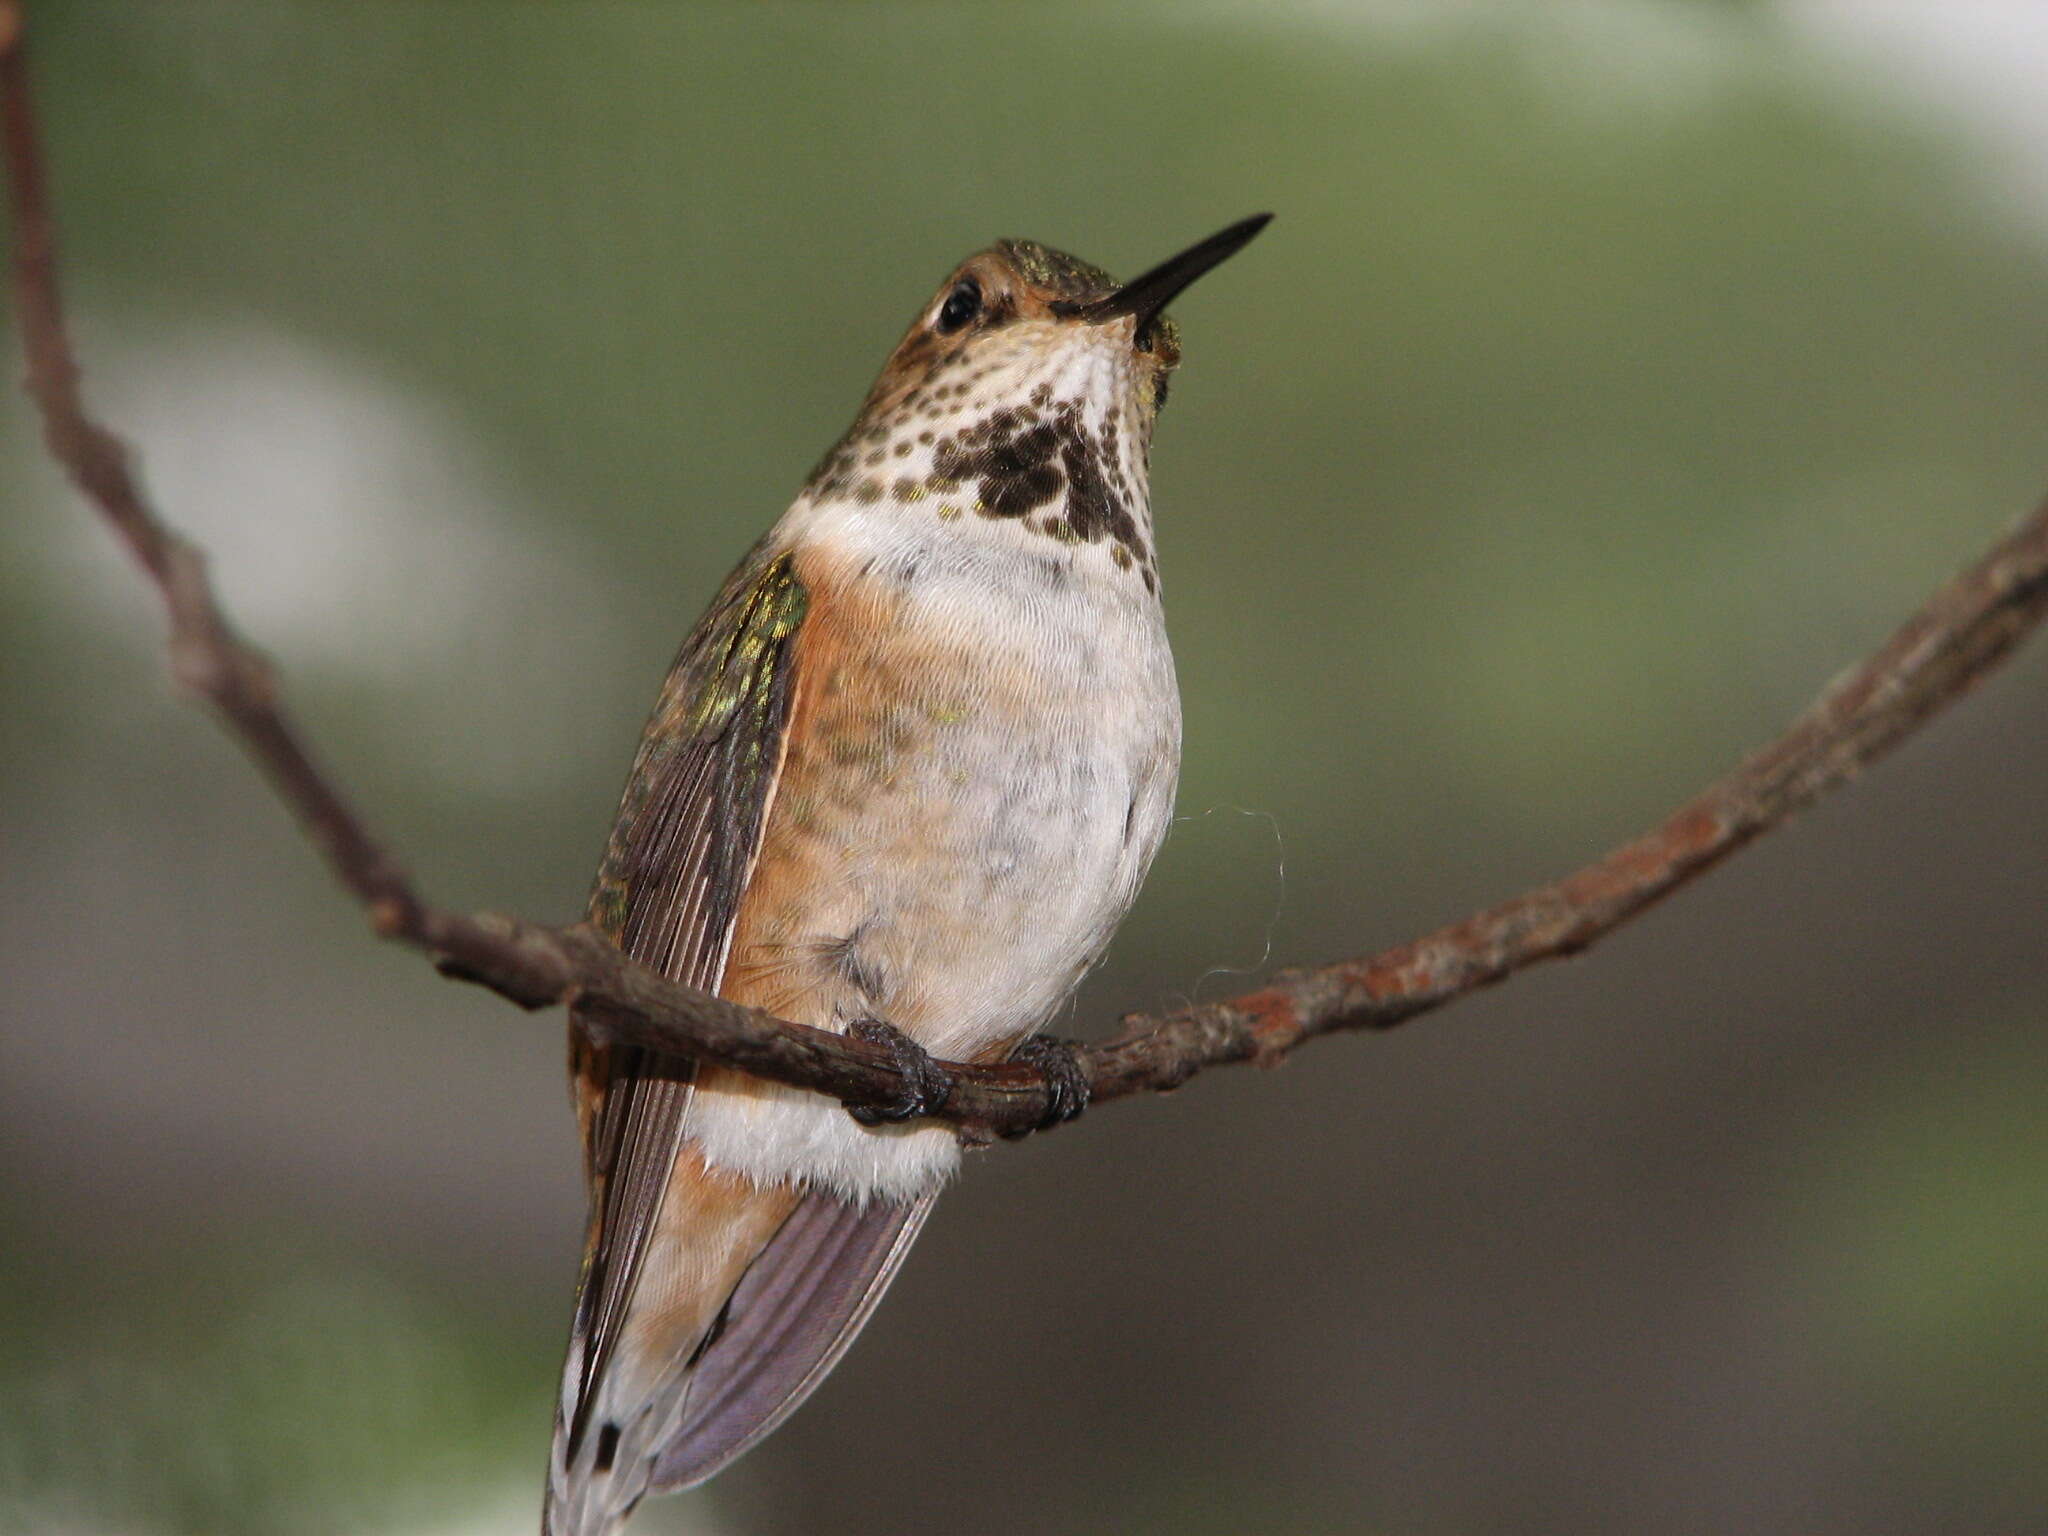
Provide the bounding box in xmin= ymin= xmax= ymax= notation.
xmin=803 ymin=215 xmax=1270 ymax=593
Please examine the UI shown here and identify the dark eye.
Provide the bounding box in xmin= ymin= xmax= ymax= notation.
xmin=935 ymin=278 xmax=982 ymax=333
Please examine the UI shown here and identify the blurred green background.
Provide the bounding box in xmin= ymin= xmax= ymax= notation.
xmin=4 ymin=2 xmax=2046 ymax=1533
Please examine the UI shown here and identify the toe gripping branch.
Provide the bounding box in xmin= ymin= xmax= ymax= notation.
xmin=837 ymin=1023 xmax=1092 ymax=1137
xmin=1002 ymin=1034 xmax=1091 ymax=1138
xmin=844 ymin=1019 xmax=954 ymax=1126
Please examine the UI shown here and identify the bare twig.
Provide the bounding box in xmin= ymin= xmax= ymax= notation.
xmin=7 ymin=8 xmax=2046 ymax=1138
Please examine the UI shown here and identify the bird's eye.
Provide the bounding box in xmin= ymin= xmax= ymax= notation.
xmin=935 ymin=279 xmax=982 ymax=334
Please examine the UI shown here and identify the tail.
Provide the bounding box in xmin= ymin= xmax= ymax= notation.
xmin=546 ymin=1167 xmax=936 ymax=1535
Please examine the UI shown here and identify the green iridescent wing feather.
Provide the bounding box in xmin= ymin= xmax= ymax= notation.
xmin=566 ymin=542 xmax=809 ymax=1450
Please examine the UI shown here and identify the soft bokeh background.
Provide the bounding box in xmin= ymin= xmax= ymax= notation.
xmin=4 ymin=3 xmax=2046 ymax=1532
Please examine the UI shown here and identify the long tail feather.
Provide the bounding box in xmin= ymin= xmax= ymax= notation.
xmin=653 ymin=1189 xmax=935 ymax=1491
xmin=545 ymin=1183 xmax=935 ymax=1535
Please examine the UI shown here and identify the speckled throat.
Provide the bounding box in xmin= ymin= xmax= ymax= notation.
xmin=805 ymin=318 xmax=1164 ymax=593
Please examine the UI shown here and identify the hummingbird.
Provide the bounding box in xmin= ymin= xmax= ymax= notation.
xmin=545 ymin=213 xmax=1271 ymax=1535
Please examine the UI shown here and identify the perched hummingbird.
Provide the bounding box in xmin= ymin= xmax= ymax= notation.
xmin=546 ymin=213 xmax=1271 ymax=1535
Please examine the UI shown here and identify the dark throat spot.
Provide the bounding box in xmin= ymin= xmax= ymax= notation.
xmin=928 ymin=400 xmax=1152 ymax=570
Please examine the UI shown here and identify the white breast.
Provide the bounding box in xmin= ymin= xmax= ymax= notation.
xmin=686 ymin=499 xmax=1180 ymax=1204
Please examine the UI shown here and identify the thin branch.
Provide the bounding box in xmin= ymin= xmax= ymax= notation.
xmin=1 ymin=1 xmax=419 ymax=931
xmin=7 ymin=6 xmax=2047 ymax=1140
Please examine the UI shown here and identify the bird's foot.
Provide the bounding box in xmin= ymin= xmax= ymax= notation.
xmin=1002 ymin=1034 xmax=1092 ymax=1138
xmin=844 ymin=1018 xmax=953 ymax=1126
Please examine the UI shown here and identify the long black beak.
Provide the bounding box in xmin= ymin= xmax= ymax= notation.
xmin=1058 ymin=213 xmax=1273 ymax=334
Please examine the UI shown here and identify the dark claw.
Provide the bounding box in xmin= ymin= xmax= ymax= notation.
xmin=1003 ymin=1034 xmax=1092 ymax=1138
xmin=844 ymin=1018 xmax=953 ymax=1126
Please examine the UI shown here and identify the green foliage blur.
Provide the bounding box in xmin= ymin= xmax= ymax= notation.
xmin=4 ymin=4 xmax=2045 ymax=1533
